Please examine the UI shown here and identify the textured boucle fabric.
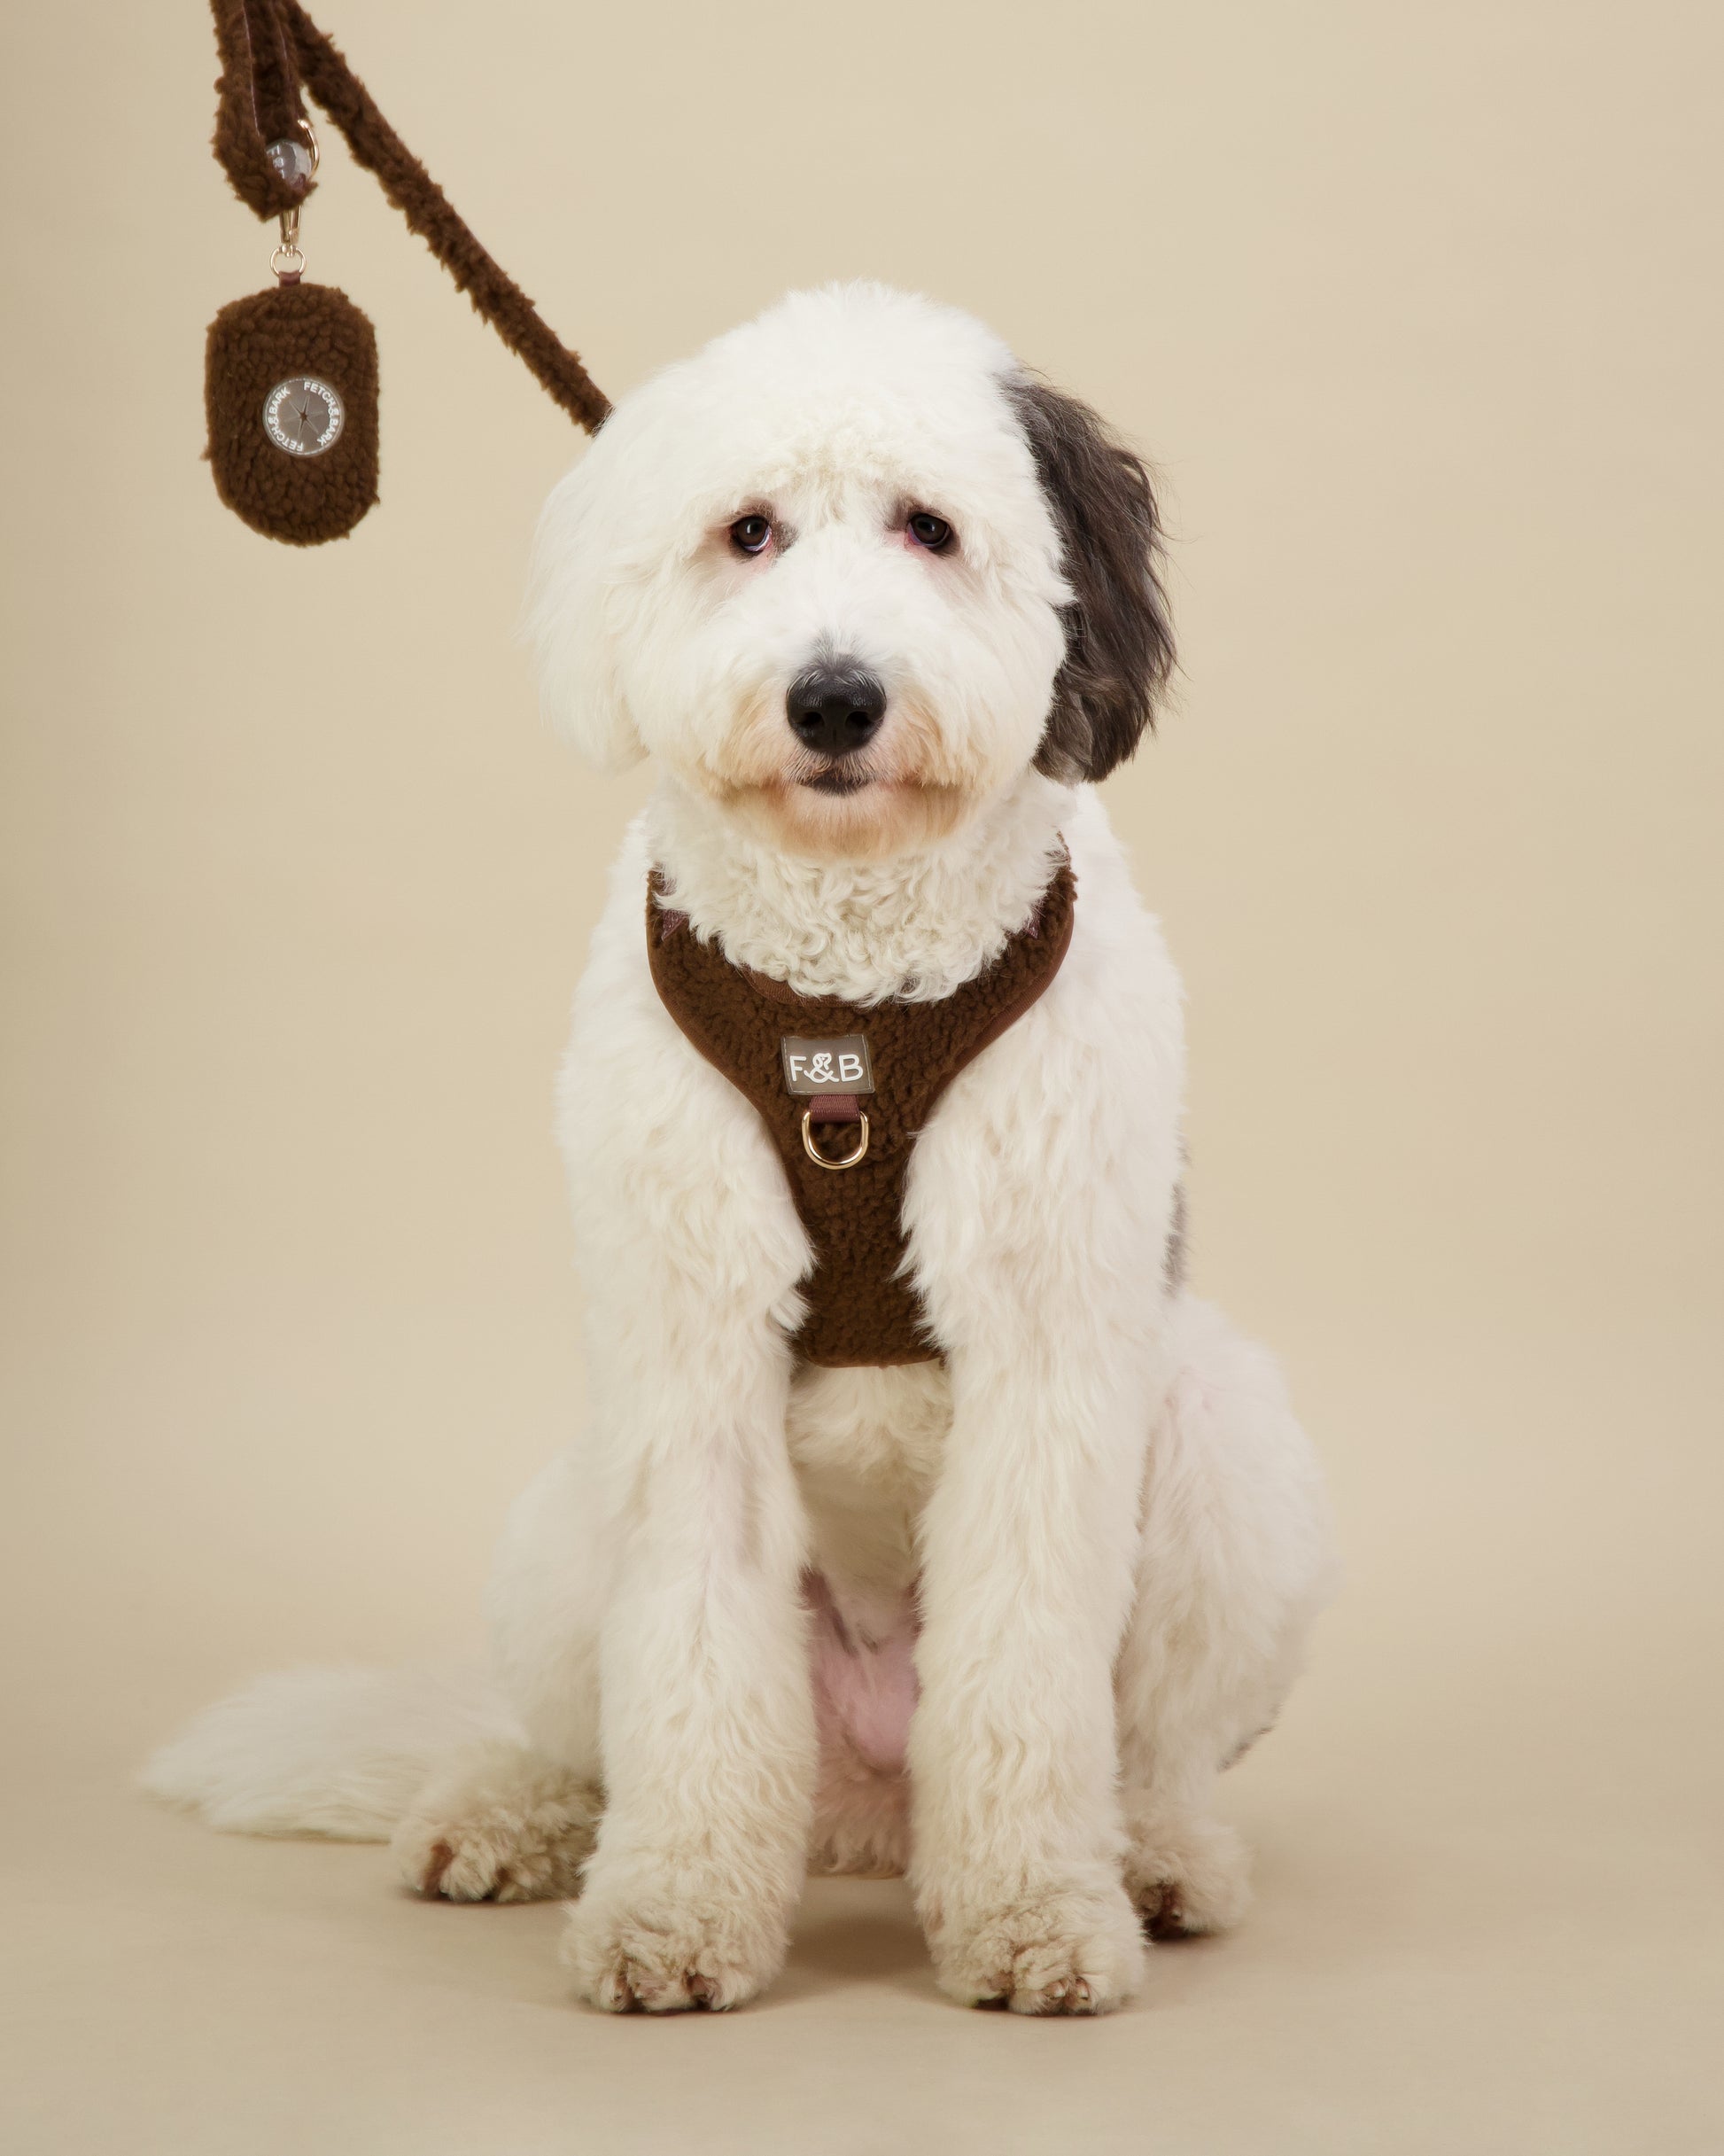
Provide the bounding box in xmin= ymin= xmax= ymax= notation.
xmin=647 ymin=860 xmax=1077 ymax=1367
xmin=206 ymin=1 xmax=610 ymax=440
xmin=206 ymin=283 xmax=379 ymax=545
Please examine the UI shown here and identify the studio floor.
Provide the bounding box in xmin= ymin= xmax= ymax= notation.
xmin=8 ymin=1639 xmax=1720 ymax=2155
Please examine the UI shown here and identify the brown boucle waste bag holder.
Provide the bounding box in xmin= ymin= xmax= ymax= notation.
xmin=204 ymin=0 xmax=608 ymax=544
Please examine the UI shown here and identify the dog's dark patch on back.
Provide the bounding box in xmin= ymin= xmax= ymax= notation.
xmin=1221 ymin=1712 xmax=1279 ymax=1771
xmin=1007 ymin=375 xmax=1175 ymax=782
xmin=1164 ymin=1179 xmax=1189 ymax=1294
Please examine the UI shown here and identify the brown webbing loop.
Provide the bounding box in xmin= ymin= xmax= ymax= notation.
xmin=208 ymin=0 xmax=610 ymax=432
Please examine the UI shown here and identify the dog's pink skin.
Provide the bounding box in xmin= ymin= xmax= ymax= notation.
xmin=805 ymin=1572 xmax=920 ymax=1775
xmin=802 ymin=1571 xmax=917 ymax=1874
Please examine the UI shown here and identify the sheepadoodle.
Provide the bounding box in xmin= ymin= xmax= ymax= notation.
xmin=148 ymin=283 xmax=1336 ymax=2016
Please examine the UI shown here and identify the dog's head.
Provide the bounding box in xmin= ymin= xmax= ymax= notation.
xmin=528 ymin=284 xmax=1172 ymax=856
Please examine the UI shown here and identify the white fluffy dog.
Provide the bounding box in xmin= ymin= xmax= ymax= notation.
xmin=148 ymin=284 xmax=1335 ymax=2016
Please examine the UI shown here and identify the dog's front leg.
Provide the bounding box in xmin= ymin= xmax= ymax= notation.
xmin=560 ymin=1304 xmax=816 ymax=2014
xmin=908 ymin=1342 xmax=1154 ymax=2013
xmin=906 ymin=992 xmax=1176 ymax=2015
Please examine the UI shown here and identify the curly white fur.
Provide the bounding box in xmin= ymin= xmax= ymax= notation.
xmin=146 ymin=284 xmax=1336 ymax=2018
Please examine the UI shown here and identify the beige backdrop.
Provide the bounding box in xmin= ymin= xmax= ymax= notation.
xmin=3 ymin=2 xmax=1720 ymax=2150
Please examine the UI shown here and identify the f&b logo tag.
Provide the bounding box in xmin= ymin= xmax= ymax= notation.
xmin=780 ymin=1035 xmax=875 ymax=1095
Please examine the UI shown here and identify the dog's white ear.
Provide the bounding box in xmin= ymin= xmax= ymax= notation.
xmin=524 ymin=450 xmax=648 ymax=773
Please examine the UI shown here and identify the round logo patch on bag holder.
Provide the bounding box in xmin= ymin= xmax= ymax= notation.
xmin=263 ymin=376 xmax=346 ymax=456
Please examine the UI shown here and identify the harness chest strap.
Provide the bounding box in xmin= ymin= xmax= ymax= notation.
xmin=644 ymin=860 xmax=1078 ymax=1369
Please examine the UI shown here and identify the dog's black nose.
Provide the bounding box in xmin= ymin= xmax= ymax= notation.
xmin=787 ymin=662 xmax=887 ymax=757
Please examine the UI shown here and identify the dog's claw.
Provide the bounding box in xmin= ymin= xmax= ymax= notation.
xmin=935 ymin=1883 xmax=1145 ymax=2014
xmin=1010 ymin=1973 xmax=1099 ymax=2016
xmin=415 ymin=1840 xmax=455 ymax=1896
xmin=563 ymin=1886 xmax=786 ymax=2013
xmin=1142 ymin=1882 xmax=1188 ymax=1940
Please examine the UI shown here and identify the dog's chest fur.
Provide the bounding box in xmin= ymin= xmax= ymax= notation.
xmin=788 ymin=1361 xmax=951 ymax=1605
xmin=645 ymin=774 xmax=1072 ymax=1005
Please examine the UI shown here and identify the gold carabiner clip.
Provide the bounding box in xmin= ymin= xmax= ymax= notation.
xmin=268 ymin=121 xmax=319 ymax=283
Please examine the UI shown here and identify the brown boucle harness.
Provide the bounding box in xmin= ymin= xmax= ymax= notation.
xmin=647 ymin=862 xmax=1077 ymax=1368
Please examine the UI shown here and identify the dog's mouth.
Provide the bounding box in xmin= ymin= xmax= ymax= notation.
xmin=731 ymin=756 xmax=973 ymax=859
xmin=800 ymin=766 xmax=874 ymax=797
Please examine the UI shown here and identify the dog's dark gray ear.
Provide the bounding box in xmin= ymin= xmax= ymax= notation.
xmin=1007 ymin=376 xmax=1174 ymax=782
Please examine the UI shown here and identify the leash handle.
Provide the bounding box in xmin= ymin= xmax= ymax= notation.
xmin=208 ymin=0 xmax=610 ymax=432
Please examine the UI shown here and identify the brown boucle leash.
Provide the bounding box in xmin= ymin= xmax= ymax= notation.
xmin=646 ymin=861 xmax=1078 ymax=1368
xmin=205 ymin=0 xmax=609 ymax=545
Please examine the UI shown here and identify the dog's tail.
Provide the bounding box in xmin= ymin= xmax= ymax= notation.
xmin=140 ymin=1666 xmax=517 ymax=1840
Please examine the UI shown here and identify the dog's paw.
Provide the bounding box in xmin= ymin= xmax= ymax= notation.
xmin=926 ymin=1880 xmax=1146 ymax=2015
xmin=562 ymin=1861 xmax=789 ymax=2013
xmin=1123 ymin=1811 xmax=1252 ymax=1939
xmin=392 ymin=1742 xmax=600 ymax=1904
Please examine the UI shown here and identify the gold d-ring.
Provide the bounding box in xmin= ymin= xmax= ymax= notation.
xmin=801 ymin=1109 xmax=870 ymax=1169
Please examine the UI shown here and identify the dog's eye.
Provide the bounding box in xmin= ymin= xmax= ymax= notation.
xmin=729 ymin=515 xmax=773 ymax=556
xmin=907 ymin=511 xmax=952 ymax=553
